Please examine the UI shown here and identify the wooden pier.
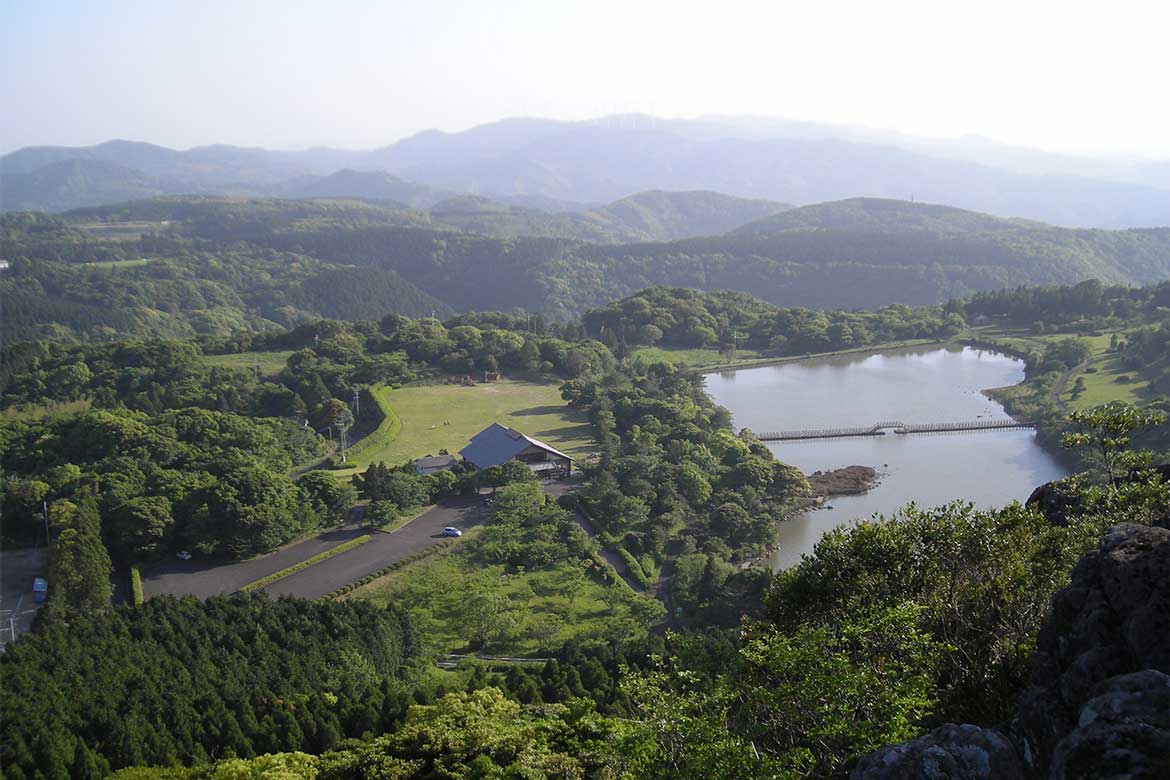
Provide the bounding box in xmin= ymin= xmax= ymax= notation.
xmin=757 ymin=418 xmax=1034 ymax=442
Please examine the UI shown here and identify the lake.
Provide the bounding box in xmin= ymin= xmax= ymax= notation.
xmin=702 ymin=346 xmax=1069 ymax=570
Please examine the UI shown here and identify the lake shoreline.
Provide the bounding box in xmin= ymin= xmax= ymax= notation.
xmin=706 ymin=345 xmax=1069 ymax=571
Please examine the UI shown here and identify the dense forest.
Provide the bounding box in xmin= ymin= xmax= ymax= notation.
xmin=2 ymin=196 xmax=1167 ymax=344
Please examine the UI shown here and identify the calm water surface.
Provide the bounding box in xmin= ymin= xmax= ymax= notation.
xmin=703 ymin=347 xmax=1068 ymax=570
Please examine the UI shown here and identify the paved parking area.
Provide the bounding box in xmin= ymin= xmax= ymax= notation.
xmin=140 ymin=496 xmax=487 ymax=601
xmin=0 ymin=548 xmax=47 ymax=648
xmin=264 ymin=497 xmax=485 ymax=598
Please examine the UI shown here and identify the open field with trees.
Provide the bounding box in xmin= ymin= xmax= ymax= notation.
xmin=347 ymin=536 xmax=654 ymax=656
xmin=338 ymin=377 xmax=595 ymax=474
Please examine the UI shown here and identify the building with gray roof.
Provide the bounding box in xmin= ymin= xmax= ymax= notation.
xmin=459 ymin=423 xmax=572 ymax=477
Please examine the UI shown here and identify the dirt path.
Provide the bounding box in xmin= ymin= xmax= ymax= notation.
xmin=1047 ymin=358 xmax=1092 ymax=405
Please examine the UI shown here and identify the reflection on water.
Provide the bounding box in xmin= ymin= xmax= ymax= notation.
xmin=703 ymin=347 xmax=1069 ymax=570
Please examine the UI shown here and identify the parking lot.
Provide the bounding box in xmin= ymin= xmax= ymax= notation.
xmin=0 ymin=547 xmax=47 ymax=648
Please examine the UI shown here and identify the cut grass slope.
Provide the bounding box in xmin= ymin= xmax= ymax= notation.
xmin=201 ymin=349 xmax=294 ymax=378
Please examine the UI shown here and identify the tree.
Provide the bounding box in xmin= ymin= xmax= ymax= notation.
xmin=297 ymin=471 xmax=357 ymax=525
xmin=462 ymin=592 xmax=521 ymax=649
xmin=365 ymin=500 xmax=400 ymax=530
xmin=107 ymin=496 xmax=174 ymax=560
xmin=675 ymin=463 xmax=712 ymax=506
xmin=731 ymin=603 xmax=942 ymax=776
xmin=312 ymin=398 xmax=353 ymax=438
xmin=45 ymin=496 xmax=113 ymax=621
xmin=1062 ymin=401 xmax=1168 ymax=482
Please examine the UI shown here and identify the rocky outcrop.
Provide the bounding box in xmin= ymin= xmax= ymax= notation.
xmin=850 ymin=524 xmax=1169 ymax=780
xmin=1048 ymin=670 xmax=1169 ymax=780
xmin=1013 ymin=523 xmax=1169 ymax=778
xmin=850 ymin=724 xmax=1024 ymax=780
xmin=1026 ymin=465 xmax=1170 ymax=529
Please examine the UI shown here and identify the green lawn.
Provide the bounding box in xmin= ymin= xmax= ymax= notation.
xmin=337 ymin=377 xmax=594 ymax=475
xmin=345 ymin=539 xmax=657 ymax=656
xmin=0 ymin=399 xmax=92 ymax=420
xmin=974 ymin=325 xmax=1156 ymax=411
xmin=202 ymin=350 xmax=295 ymax=378
xmin=84 ymin=258 xmax=156 ymax=269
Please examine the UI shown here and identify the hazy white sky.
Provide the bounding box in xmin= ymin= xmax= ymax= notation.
xmin=3 ymin=0 xmax=1168 ymax=157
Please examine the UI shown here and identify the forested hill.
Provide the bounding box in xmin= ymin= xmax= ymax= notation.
xmin=429 ymin=190 xmax=792 ymax=243
xmin=2 ymin=196 xmax=1167 ymax=342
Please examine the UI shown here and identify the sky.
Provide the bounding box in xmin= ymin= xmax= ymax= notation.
xmin=3 ymin=0 xmax=1169 ymax=158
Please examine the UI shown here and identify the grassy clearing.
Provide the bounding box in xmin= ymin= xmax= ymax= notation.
xmin=0 ymin=399 xmax=92 ymax=420
xmin=84 ymin=258 xmax=156 ymax=269
xmin=73 ymin=221 xmax=168 ymax=241
xmin=201 ymin=350 xmax=295 ymax=378
xmin=975 ymin=325 xmax=1156 ymax=411
xmin=335 ymin=377 xmax=594 ymax=477
xmin=346 ymin=541 xmax=655 ymax=656
xmin=239 ymin=535 xmax=372 ymax=592
xmin=1065 ymin=351 xmax=1158 ymax=409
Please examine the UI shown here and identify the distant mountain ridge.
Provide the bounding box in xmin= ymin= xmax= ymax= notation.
xmin=4 ymin=117 xmax=1169 ymax=227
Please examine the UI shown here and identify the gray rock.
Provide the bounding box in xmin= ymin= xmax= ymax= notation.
xmin=1013 ymin=524 xmax=1169 ymax=777
xmin=849 ymin=724 xmax=1024 ymax=780
xmin=1049 ymin=670 xmax=1170 ymax=780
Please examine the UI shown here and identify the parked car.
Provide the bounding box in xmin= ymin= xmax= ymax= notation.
xmin=32 ymin=577 xmax=48 ymax=603
xmin=441 ymin=527 xmax=463 ymax=537
xmin=176 ymin=550 xmax=193 ymax=560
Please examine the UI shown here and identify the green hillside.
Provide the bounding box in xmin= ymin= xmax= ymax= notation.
xmin=2 ymin=196 xmax=1166 ymax=342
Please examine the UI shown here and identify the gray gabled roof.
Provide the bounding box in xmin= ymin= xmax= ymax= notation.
xmin=459 ymin=423 xmax=572 ymax=469
xmin=415 ymin=454 xmax=456 ymax=469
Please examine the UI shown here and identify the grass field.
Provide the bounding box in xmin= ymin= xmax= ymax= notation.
xmin=202 ymin=350 xmax=295 ymax=378
xmin=0 ymin=399 xmax=93 ymax=420
xmin=975 ymin=326 xmax=1156 ymax=411
xmin=345 ymin=540 xmax=657 ymax=656
xmin=84 ymin=258 xmax=157 ymax=269
xmin=336 ymin=377 xmax=594 ymax=475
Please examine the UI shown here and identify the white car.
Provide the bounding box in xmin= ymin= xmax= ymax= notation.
xmin=441 ymin=527 xmax=463 ymax=537
xmin=176 ymin=550 xmax=193 ymax=560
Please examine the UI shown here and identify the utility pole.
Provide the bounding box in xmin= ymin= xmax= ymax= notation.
xmin=42 ymin=501 xmax=50 ymax=549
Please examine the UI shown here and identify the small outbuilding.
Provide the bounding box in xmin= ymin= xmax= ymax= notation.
xmin=459 ymin=423 xmax=572 ymax=477
xmin=414 ymin=453 xmax=457 ymax=475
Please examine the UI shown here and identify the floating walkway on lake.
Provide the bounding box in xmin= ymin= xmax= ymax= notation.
xmin=757 ymin=418 xmax=1034 ymax=442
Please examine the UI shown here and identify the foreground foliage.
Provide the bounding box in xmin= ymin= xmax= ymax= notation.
xmin=0 ymin=595 xmax=419 ymax=778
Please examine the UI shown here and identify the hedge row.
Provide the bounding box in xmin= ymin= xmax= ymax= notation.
xmin=129 ymin=566 xmax=144 ymax=606
xmin=342 ymin=385 xmax=403 ymax=462
xmin=239 ymin=535 xmax=372 ymax=592
xmin=321 ymin=539 xmax=458 ymax=600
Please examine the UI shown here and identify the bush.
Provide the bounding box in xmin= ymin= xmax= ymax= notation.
xmin=129 ymin=566 xmax=144 ymax=607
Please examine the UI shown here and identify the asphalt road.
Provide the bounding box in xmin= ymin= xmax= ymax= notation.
xmin=140 ymin=523 xmax=372 ymax=600
xmin=264 ymin=497 xmax=485 ymax=598
xmin=0 ymin=548 xmax=47 ymax=648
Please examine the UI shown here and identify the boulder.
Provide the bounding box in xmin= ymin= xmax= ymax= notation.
xmin=849 ymin=724 xmax=1024 ymax=780
xmin=1013 ymin=524 xmax=1169 ymax=777
xmin=1049 ymin=670 xmax=1169 ymax=780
